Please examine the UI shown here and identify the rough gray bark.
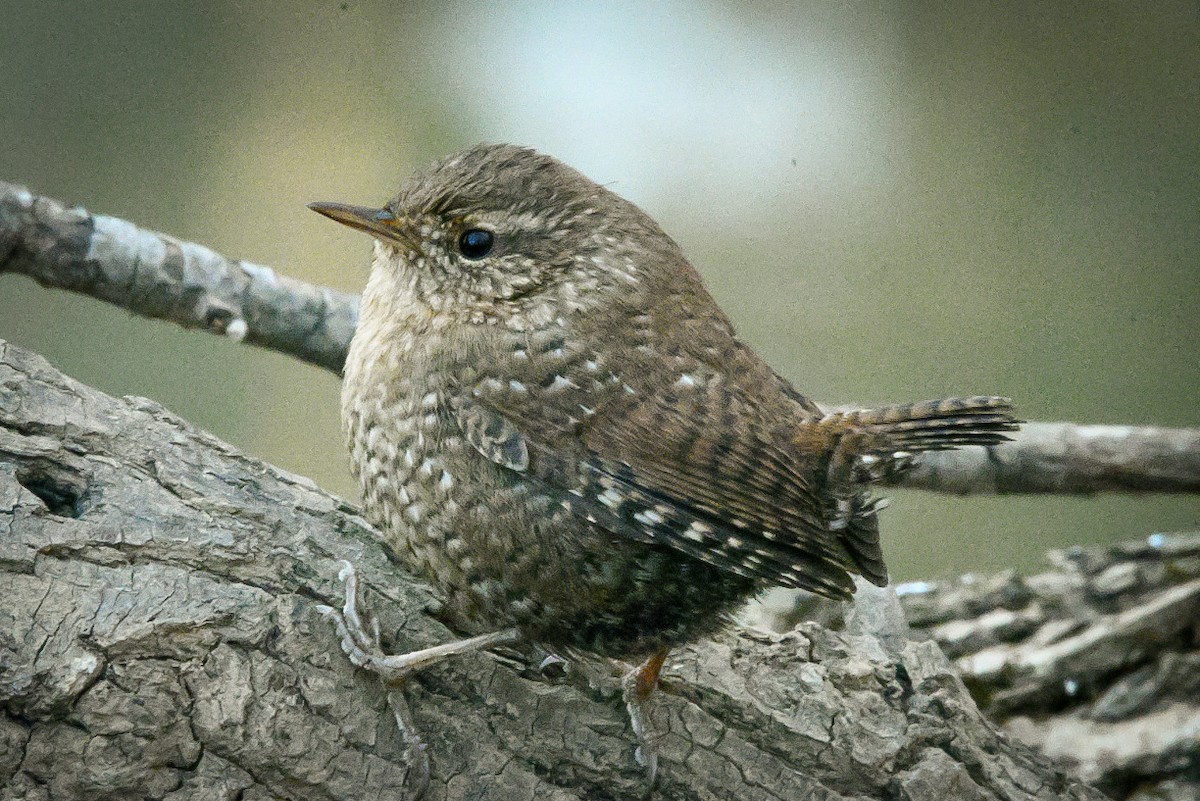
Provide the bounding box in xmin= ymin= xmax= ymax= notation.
xmin=4 ymin=180 xmax=1198 ymax=498
xmin=902 ymin=536 xmax=1200 ymax=801
xmin=884 ymin=422 xmax=1200 ymax=496
xmin=0 ymin=339 xmax=1104 ymax=800
xmin=0 ymin=181 xmax=357 ymax=374
xmin=775 ymin=535 xmax=1200 ymax=800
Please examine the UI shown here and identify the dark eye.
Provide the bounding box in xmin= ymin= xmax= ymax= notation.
xmin=458 ymin=228 xmax=494 ymax=259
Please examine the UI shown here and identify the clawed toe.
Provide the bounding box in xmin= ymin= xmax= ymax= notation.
xmin=387 ymin=688 xmax=431 ymax=798
xmin=320 ymin=561 xmax=522 ymax=683
xmin=537 ymin=652 xmax=570 ymax=681
xmin=337 ymin=559 xmax=383 ymax=653
xmin=321 ymin=564 xmax=670 ymax=788
xmin=318 ymin=560 xmax=412 ymax=682
xmin=318 ymin=562 xmax=521 ymax=797
xmin=624 ymin=689 xmax=659 ymax=786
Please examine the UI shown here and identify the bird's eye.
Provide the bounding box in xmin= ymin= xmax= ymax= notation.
xmin=458 ymin=228 xmax=494 ymax=259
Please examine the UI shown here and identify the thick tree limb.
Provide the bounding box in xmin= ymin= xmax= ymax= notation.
xmin=898 ymin=534 xmax=1200 ymax=801
xmin=3 ymin=180 xmax=1197 ymax=497
xmin=777 ymin=533 xmax=1200 ymax=800
xmin=0 ymin=339 xmax=1103 ymax=800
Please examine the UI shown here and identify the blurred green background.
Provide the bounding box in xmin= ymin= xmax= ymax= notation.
xmin=1 ymin=1 xmax=1196 ymax=582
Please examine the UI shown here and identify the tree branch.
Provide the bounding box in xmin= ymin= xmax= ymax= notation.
xmin=757 ymin=537 xmax=1200 ymax=800
xmin=0 ymin=339 xmax=1104 ymax=800
xmin=2 ymin=178 xmax=1197 ymax=503
xmin=0 ymin=180 xmax=357 ymax=373
xmin=886 ymin=422 xmax=1200 ymax=495
xmin=896 ymin=532 xmax=1200 ymax=800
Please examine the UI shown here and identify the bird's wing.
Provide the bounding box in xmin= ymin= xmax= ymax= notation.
xmin=452 ymin=333 xmax=876 ymax=599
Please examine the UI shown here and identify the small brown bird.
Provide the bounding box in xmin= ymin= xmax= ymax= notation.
xmin=310 ymin=144 xmax=1017 ymax=785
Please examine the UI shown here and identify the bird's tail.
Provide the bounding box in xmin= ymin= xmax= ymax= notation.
xmin=817 ymin=396 xmax=1019 ymax=487
xmin=813 ymin=396 xmax=1019 ymax=588
xmin=838 ymin=396 xmax=1018 ymax=452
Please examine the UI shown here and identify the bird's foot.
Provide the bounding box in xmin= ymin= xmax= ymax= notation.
xmin=621 ymin=647 xmax=670 ymax=787
xmin=317 ymin=560 xmax=520 ymax=682
xmin=316 ymin=560 xmax=520 ymax=797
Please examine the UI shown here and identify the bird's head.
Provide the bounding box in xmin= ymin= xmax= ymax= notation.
xmin=310 ymin=144 xmax=676 ymax=330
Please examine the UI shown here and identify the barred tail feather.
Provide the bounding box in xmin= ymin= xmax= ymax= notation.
xmin=813 ymin=397 xmax=1017 ymax=589
xmin=848 ymin=396 xmax=1019 ymax=454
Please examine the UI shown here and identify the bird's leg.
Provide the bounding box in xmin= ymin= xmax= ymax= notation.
xmin=317 ymin=561 xmax=520 ymax=794
xmin=621 ymin=646 xmax=670 ymax=785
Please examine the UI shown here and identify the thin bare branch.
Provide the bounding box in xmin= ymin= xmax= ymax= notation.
xmin=891 ymin=422 xmax=1200 ymax=495
xmin=0 ymin=180 xmax=357 ymax=373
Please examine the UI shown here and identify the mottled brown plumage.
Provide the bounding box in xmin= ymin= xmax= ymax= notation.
xmin=310 ymin=143 xmax=1017 ymax=781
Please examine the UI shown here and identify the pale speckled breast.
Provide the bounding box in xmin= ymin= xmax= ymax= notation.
xmin=341 ymin=312 xmax=756 ymax=657
xmin=342 ymin=316 xmax=478 ymax=598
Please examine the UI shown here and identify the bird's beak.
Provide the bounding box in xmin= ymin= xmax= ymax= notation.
xmin=307 ymin=201 xmax=418 ymax=249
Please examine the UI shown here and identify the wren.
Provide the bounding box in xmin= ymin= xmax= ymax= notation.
xmin=310 ymin=144 xmax=1017 ymax=786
